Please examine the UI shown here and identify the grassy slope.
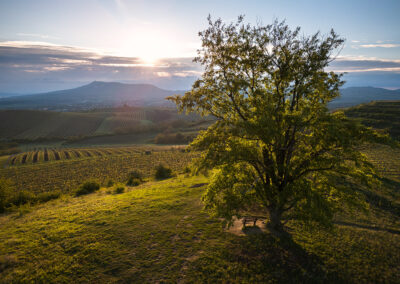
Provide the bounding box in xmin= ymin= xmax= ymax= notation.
xmin=344 ymin=101 xmax=400 ymax=140
xmin=0 ymin=173 xmax=399 ymax=283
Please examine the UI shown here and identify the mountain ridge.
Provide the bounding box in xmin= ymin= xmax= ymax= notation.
xmin=1 ymin=82 xmax=399 ymax=110
xmin=0 ymin=81 xmax=183 ymax=110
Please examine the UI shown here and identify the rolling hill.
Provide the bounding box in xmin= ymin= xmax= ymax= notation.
xmin=344 ymin=100 xmax=400 ymax=140
xmin=0 ymin=81 xmax=182 ymax=110
xmin=0 ymin=106 xmax=207 ymax=144
xmin=1 ymin=83 xmax=399 ymax=111
xmin=330 ymin=87 xmax=400 ymax=108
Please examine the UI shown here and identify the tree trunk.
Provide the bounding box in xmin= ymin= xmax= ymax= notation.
xmin=267 ymin=208 xmax=285 ymax=236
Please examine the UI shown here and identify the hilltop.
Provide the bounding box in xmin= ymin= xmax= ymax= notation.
xmin=0 ymin=81 xmax=183 ymax=111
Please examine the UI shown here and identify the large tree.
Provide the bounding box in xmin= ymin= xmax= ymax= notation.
xmin=169 ymin=17 xmax=389 ymax=234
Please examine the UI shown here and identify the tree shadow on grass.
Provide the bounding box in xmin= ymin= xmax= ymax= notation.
xmin=188 ymin=227 xmax=344 ymax=283
xmin=357 ymin=177 xmax=400 ymax=217
xmin=334 ymin=220 xmax=400 ymax=235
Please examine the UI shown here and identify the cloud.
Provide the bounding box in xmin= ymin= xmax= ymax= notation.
xmin=1 ymin=41 xmax=400 ymax=93
xmin=328 ymin=56 xmax=400 ymax=73
xmin=359 ymin=44 xmax=400 ymax=48
xmin=16 ymin=33 xmax=59 ymax=40
xmin=0 ymin=41 xmax=201 ymax=93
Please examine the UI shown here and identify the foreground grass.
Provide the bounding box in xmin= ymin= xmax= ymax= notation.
xmin=0 ymin=175 xmax=399 ymax=283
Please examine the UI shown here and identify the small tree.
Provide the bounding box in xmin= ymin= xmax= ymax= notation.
xmin=155 ymin=164 xmax=173 ymax=180
xmin=169 ymin=16 xmax=391 ymax=234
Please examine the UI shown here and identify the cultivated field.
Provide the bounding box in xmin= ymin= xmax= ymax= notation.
xmin=345 ymin=100 xmax=400 ymax=140
xmin=0 ymin=145 xmax=193 ymax=193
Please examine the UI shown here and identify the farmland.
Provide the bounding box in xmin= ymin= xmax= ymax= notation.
xmin=0 ymin=145 xmax=194 ymax=193
xmin=0 ymin=107 xmax=210 ymax=145
xmin=344 ymin=100 xmax=400 ymax=140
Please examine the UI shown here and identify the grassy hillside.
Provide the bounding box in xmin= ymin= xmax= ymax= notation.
xmin=0 ymin=107 xmax=209 ymax=144
xmin=344 ymin=101 xmax=400 ymax=140
xmin=0 ymin=171 xmax=399 ymax=283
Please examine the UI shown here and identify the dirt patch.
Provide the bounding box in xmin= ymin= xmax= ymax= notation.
xmin=225 ymin=217 xmax=267 ymax=236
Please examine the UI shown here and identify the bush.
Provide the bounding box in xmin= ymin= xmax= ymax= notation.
xmin=0 ymin=179 xmax=12 ymax=213
xmin=154 ymin=164 xmax=173 ymax=180
xmin=114 ymin=186 xmax=125 ymax=194
xmin=36 ymin=191 xmax=61 ymax=203
xmin=126 ymin=170 xmax=143 ymax=186
xmin=75 ymin=181 xmax=100 ymax=196
xmin=106 ymin=180 xmax=114 ymax=187
xmin=10 ymin=190 xmax=36 ymax=206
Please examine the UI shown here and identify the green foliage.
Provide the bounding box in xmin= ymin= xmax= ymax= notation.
xmin=106 ymin=179 xmax=114 ymax=187
xmin=0 ymin=178 xmax=12 ymax=213
xmin=170 ymin=17 xmax=393 ymax=233
xmin=154 ymin=164 xmax=173 ymax=180
xmin=9 ymin=190 xmax=35 ymax=206
xmin=0 ymin=179 xmax=62 ymax=212
xmin=75 ymin=181 xmax=100 ymax=196
xmin=35 ymin=191 xmax=61 ymax=203
xmin=114 ymin=186 xmax=125 ymax=194
xmin=154 ymin=132 xmax=195 ymax=144
xmin=126 ymin=170 xmax=143 ymax=186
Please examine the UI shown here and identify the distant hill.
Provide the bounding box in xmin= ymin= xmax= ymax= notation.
xmin=0 ymin=92 xmax=25 ymax=98
xmin=1 ymin=83 xmax=399 ymax=111
xmin=0 ymin=81 xmax=183 ymax=110
xmin=330 ymin=87 xmax=400 ymax=108
xmin=344 ymin=100 xmax=400 ymax=140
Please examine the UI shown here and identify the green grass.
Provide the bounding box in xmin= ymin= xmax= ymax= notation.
xmin=0 ymin=144 xmax=399 ymax=282
xmin=0 ymin=175 xmax=399 ymax=283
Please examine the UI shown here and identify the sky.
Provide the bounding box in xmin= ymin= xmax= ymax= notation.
xmin=0 ymin=0 xmax=399 ymax=93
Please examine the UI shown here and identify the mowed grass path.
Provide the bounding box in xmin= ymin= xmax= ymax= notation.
xmin=1 ymin=175 xmax=400 ymax=283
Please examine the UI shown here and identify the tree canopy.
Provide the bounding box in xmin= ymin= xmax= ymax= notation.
xmin=169 ymin=16 xmax=391 ymax=234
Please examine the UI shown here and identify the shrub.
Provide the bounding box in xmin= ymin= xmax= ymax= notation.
xmin=126 ymin=178 xmax=141 ymax=186
xmin=126 ymin=170 xmax=143 ymax=186
xmin=75 ymin=181 xmax=100 ymax=196
xmin=106 ymin=179 xmax=114 ymax=187
xmin=36 ymin=191 xmax=61 ymax=203
xmin=0 ymin=179 xmax=12 ymax=213
xmin=114 ymin=186 xmax=125 ymax=194
xmin=9 ymin=190 xmax=36 ymax=206
xmin=154 ymin=164 xmax=173 ymax=180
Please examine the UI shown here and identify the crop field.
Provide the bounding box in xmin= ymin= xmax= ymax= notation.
xmin=5 ymin=146 xmax=146 ymax=166
xmin=361 ymin=144 xmax=400 ymax=181
xmin=0 ymin=146 xmax=193 ymax=193
xmin=344 ymin=101 xmax=400 ymax=140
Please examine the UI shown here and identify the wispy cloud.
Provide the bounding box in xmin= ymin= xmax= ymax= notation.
xmin=359 ymin=43 xmax=400 ymax=48
xmin=16 ymin=33 xmax=59 ymax=40
xmin=328 ymin=56 xmax=400 ymax=73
